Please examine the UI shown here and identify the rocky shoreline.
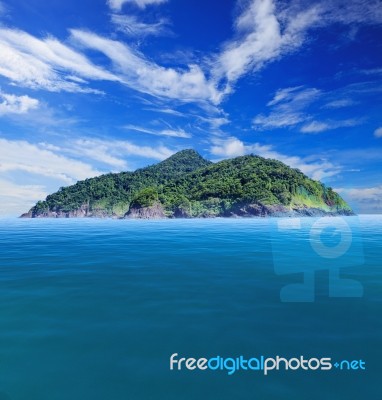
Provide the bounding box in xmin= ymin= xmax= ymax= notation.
xmin=20 ymin=202 xmax=354 ymax=219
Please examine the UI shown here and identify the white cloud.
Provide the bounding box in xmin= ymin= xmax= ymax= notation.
xmin=0 ymin=137 xmax=175 ymax=215
xmin=145 ymin=107 xmax=186 ymax=117
xmin=211 ymin=0 xmax=322 ymax=94
xmin=0 ymin=1 xmax=302 ymax=104
xmin=160 ymin=129 xmax=190 ymax=138
xmin=253 ymin=112 xmax=305 ymax=129
xmin=0 ymin=179 xmax=48 ymax=217
xmin=116 ymin=141 xmax=173 ymax=160
xmin=278 ymin=0 xmax=382 ymax=32
xmin=0 ymin=179 xmax=47 ymax=201
xmin=196 ymin=115 xmax=230 ymax=130
xmin=71 ymin=29 xmax=222 ymax=104
xmin=253 ymin=86 xmax=362 ymax=132
xmin=267 ymin=86 xmax=321 ymax=108
xmin=321 ymin=0 xmax=382 ymax=25
xmin=336 ymin=185 xmax=382 ymax=214
xmin=111 ymin=14 xmax=169 ymax=37
xmin=301 ymin=119 xmax=360 ymax=133
xmin=361 ymin=68 xmax=382 ymax=75
xmin=114 ymin=140 xmax=174 ymax=159
xmin=323 ymin=99 xmax=356 ymax=109
xmin=213 ymin=0 xmax=282 ymax=84
xmin=5 ymin=102 xmax=81 ymax=131
xmin=300 ymin=121 xmax=329 ymax=133
xmin=108 ymin=0 xmax=167 ymax=11
xmin=101 ymin=138 xmax=173 ymax=159
xmin=374 ymin=127 xmax=382 ymax=138
xmin=210 ymin=137 xmax=248 ymax=158
xmin=253 ymin=86 xmax=320 ymax=129
xmin=40 ymin=137 xmax=175 ymax=166
xmin=67 ymin=139 xmax=129 ymax=169
xmin=84 ymin=0 xmax=333 ymax=105
xmin=0 ymin=138 xmax=102 ymax=184
xmin=124 ymin=124 xmax=191 ymax=138
xmin=210 ymin=137 xmax=341 ymax=180
xmin=0 ymin=0 xmax=380 ymax=108
xmin=0 ymin=28 xmax=119 ymax=92
xmin=210 ymin=0 xmax=382 ymax=98
xmin=0 ymin=91 xmax=39 ymax=115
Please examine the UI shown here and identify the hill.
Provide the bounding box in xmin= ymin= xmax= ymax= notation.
xmin=21 ymin=149 xmax=353 ymax=218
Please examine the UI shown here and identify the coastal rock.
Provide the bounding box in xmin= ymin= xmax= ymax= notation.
xmin=173 ymin=207 xmax=192 ymax=218
xmin=21 ymin=202 xmax=354 ymax=220
xmin=124 ymin=202 xmax=166 ymax=219
xmin=225 ymin=203 xmax=290 ymax=217
xmin=20 ymin=204 xmax=120 ymax=219
xmin=224 ymin=203 xmax=354 ymax=218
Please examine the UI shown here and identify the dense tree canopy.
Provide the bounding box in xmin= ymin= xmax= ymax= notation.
xmin=27 ymin=149 xmax=351 ymax=218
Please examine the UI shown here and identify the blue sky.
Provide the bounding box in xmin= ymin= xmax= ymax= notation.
xmin=0 ymin=0 xmax=381 ymax=215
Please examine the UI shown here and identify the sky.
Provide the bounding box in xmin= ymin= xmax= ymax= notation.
xmin=0 ymin=0 xmax=381 ymax=216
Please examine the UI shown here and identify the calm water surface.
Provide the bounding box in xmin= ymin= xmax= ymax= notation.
xmin=0 ymin=216 xmax=381 ymax=400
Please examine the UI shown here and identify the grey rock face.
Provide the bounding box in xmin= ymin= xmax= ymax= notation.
xmin=124 ymin=203 xmax=166 ymax=219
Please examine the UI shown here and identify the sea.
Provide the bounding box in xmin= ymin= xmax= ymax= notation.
xmin=0 ymin=215 xmax=381 ymax=400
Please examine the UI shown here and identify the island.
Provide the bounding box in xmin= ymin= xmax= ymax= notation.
xmin=20 ymin=149 xmax=353 ymax=219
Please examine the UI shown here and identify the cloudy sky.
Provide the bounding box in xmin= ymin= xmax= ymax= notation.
xmin=0 ymin=0 xmax=381 ymax=216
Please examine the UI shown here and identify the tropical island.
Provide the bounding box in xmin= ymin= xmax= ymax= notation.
xmin=21 ymin=149 xmax=353 ymax=219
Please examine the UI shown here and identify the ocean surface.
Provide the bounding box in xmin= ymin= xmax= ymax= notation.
xmin=0 ymin=216 xmax=381 ymax=400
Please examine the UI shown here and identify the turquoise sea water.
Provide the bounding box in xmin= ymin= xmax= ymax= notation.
xmin=0 ymin=216 xmax=381 ymax=400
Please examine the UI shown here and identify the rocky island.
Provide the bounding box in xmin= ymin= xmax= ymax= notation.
xmin=21 ymin=150 xmax=353 ymax=219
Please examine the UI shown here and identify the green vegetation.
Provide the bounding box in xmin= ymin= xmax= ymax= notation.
xmin=24 ymin=149 xmax=352 ymax=218
xmin=131 ymin=187 xmax=159 ymax=208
